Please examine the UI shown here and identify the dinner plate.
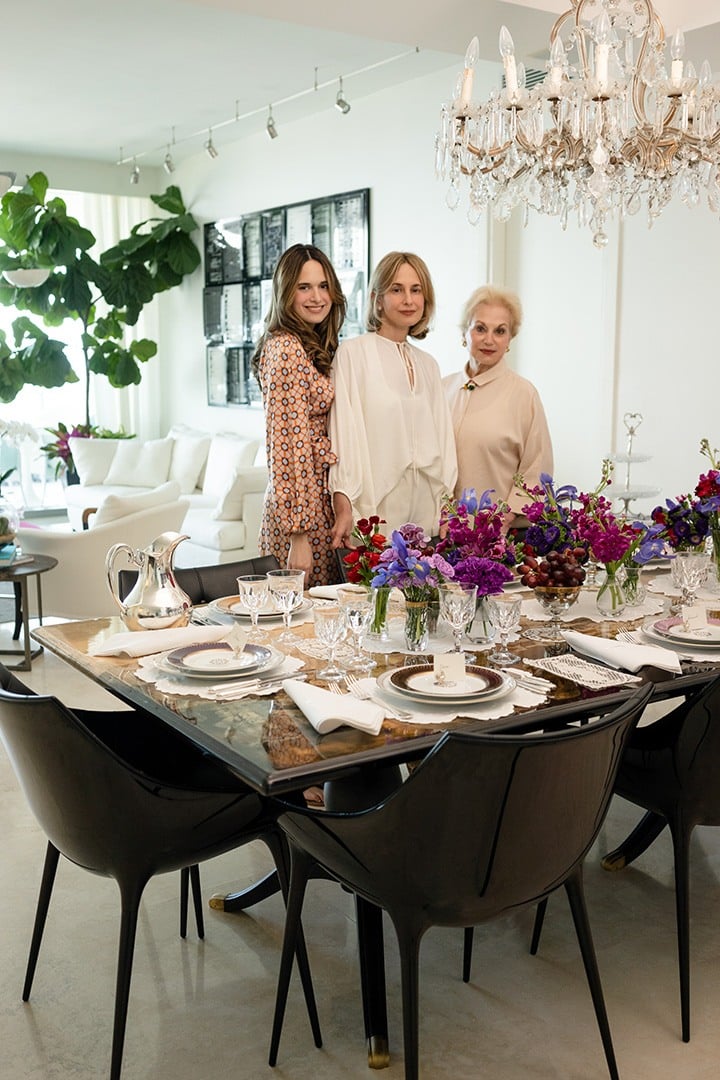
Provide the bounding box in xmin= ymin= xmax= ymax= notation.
xmin=211 ymin=595 xmax=313 ymax=620
xmin=377 ymin=665 xmax=515 ymax=705
xmin=651 ymin=616 xmax=720 ymax=645
xmin=163 ymin=642 xmax=279 ymax=678
xmin=640 ymin=622 xmax=720 ymax=652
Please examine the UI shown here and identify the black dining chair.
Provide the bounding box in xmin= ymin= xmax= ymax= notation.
xmin=596 ymin=673 xmax=720 ymax=1042
xmin=118 ymin=553 xmax=281 ymax=605
xmin=269 ymin=685 xmax=653 ymax=1080
xmin=0 ymin=665 xmax=320 ymax=1080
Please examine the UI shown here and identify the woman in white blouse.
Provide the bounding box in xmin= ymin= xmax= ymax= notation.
xmin=329 ymin=251 xmax=457 ymax=546
xmin=443 ymin=285 xmax=553 ymax=526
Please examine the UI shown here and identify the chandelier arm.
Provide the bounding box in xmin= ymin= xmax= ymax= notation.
xmin=632 ymin=1 xmax=665 ymax=125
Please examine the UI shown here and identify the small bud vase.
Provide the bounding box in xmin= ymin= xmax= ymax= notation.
xmin=622 ymin=565 xmax=646 ymax=608
xmin=596 ymin=568 xmax=626 ymax=618
xmin=368 ymin=585 xmax=391 ymax=642
xmin=404 ymin=599 xmax=429 ymax=652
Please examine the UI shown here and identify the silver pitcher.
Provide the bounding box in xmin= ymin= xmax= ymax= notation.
xmin=106 ymin=531 xmax=192 ymax=631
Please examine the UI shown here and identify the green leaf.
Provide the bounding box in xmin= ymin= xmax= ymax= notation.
xmin=26 ymin=172 xmax=49 ymax=203
xmin=162 ymin=231 xmax=201 ymax=276
xmin=129 ymin=338 xmax=157 ymax=362
xmin=150 ymin=186 xmax=186 ymax=215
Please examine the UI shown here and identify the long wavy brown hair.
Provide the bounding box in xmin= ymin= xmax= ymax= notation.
xmin=252 ymin=244 xmax=346 ymax=383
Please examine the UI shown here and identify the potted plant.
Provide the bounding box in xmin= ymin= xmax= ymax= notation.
xmin=0 ymin=173 xmax=201 ymax=425
xmin=40 ymin=421 xmax=134 ymax=484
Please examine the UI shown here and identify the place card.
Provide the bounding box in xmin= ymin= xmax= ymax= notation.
xmin=681 ymin=603 xmax=707 ymax=632
xmin=433 ymin=652 xmax=465 ymax=687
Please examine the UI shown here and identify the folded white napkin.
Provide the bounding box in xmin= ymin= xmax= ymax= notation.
xmin=89 ymin=625 xmax=228 ymax=658
xmin=562 ymin=630 xmax=682 ymax=674
xmin=282 ymin=679 xmax=384 ymax=735
xmin=308 ymin=584 xmax=345 ymax=600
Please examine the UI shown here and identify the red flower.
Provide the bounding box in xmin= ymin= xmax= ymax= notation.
xmin=343 ymin=550 xmax=361 ymax=566
xmin=372 ymin=534 xmax=387 ymax=549
xmin=696 ymin=469 xmax=720 ymax=499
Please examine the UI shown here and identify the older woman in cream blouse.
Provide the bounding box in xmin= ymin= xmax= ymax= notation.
xmin=443 ymin=285 xmax=553 ymax=524
xmin=329 ymin=252 xmax=457 ymax=545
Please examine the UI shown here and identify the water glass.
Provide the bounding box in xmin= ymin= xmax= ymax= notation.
xmin=313 ymin=604 xmax=348 ymax=682
xmin=266 ymin=569 xmax=306 ymax=643
xmin=337 ymin=585 xmax=376 ymax=671
xmin=236 ymin=574 xmax=269 ymax=640
xmin=487 ymin=593 xmax=522 ymax=666
xmin=438 ymin=582 xmax=478 ymax=654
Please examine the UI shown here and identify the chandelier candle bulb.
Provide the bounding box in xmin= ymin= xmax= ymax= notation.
xmin=671 ymin=28 xmax=685 ymax=85
xmin=459 ymin=36 xmax=479 ymax=109
xmin=499 ymin=26 xmax=519 ymax=95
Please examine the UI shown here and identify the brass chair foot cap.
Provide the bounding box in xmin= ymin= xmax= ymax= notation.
xmin=601 ymin=852 xmax=627 ymax=871
xmin=208 ymin=894 xmax=227 ymax=910
xmin=367 ymin=1036 xmax=390 ymax=1069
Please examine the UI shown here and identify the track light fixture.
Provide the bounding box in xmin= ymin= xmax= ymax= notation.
xmin=335 ymin=77 xmax=351 ymax=115
xmin=129 ymin=159 xmax=140 ymax=185
xmin=204 ymin=130 xmax=219 ymax=159
xmin=266 ymin=106 xmax=278 ymax=140
xmin=163 ymin=149 xmax=175 ymax=174
xmin=0 ymin=171 xmax=16 ymax=196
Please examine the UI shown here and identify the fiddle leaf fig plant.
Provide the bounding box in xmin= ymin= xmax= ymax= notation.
xmin=0 ymin=173 xmax=201 ymax=423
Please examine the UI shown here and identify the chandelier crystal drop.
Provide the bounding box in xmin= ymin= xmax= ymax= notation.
xmin=435 ymin=0 xmax=720 ymax=246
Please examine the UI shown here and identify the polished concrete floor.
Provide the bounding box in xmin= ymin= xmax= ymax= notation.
xmin=1 ymin=625 xmax=720 ymax=1079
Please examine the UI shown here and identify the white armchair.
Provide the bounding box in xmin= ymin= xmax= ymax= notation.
xmin=18 ymin=497 xmax=189 ymax=620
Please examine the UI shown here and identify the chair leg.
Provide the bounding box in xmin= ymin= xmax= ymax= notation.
xmin=264 ymin=831 xmax=321 ymax=1051
xmin=564 ymin=869 xmax=619 ymax=1080
xmin=530 ymin=898 xmax=549 ymax=956
xmin=601 ymin=809 xmax=667 ymax=871
xmin=394 ymin=919 xmax=425 ymax=1080
xmin=269 ymin=844 xmax=321 ymax=1066
xmin=180 ymin=867 xmax=189 ymax=939
xmin=110 ymin=880 xmax=146 ymax=1080
xmin=23 ymin=841 xmax=60 ymax=1001
xmin=669 ymin=817 xmax=693 ymax=1042
xmin=189 ymin=865 xmax=204 ymax=939
xmin=462 ymin=927 xmax=474 ymax=983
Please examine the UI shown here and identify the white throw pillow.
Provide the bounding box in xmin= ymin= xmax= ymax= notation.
xmin=169 ymin=434 xmax=211 ymax=494
xmin=91 ymin=481 xmax=181 ymax=527
xmin=212 ymin=466 xmax=268 ymax=521
xmin=69 ymin=437 xmax=123 ymax=485
xmin=105 ymin=438 xmax=173 ymax=488
xmin=202 ymin=435 xmax=261 ymax=498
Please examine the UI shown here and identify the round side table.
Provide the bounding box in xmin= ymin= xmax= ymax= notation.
xmin=0 ymin=554 xmax=59 ymax=670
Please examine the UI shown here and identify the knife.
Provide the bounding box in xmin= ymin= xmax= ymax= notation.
xmin=207 ymin=673 xmax=307 ymax=698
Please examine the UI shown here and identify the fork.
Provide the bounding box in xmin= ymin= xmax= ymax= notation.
xmin=344 ymin=674 xmax=415 ymax=720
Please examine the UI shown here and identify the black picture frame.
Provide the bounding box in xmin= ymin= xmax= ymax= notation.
xmin=203 ymin=188 xmax=370 ymax=407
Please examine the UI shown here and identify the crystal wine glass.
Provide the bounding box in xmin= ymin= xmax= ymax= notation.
xmin=266 ymin=569 xmax=306 ymax=643
xmin=671 ymin=550 xmax=711 ymax=607
xmin=313 ymin=604 xmax=348 ymax=682
xmin=337 ymin=584 xmax=376 ymax=671
xmin=522 ymin=585 xmax=582 ymax=643
xmin=236 ymin=574 xmax=269 ymax=641
xmin=486 ymin=593 xmax=522 ymax=667
xmin=438 ymin=582 xmax=478 ymax=654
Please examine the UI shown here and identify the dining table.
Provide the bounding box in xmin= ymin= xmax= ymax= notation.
xmin=30 ymin=579 xmax=720 ymax=1069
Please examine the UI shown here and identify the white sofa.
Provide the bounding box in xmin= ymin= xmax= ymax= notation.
xmin=63 ymin=426 xmax=268 ymax=567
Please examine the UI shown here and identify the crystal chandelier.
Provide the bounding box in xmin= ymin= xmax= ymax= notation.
xmin=435 ymin=0 xmax=720 ymax=246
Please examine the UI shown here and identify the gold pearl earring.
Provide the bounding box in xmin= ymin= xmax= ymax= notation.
xmin=461 ymin=335 xmax=467 ymax=348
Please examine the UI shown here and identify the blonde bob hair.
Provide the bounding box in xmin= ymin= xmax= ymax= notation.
xmin=460 ymin=285 xmax=522 ymax=339
xmin=366 ymin=251 xmax=435 ymax=341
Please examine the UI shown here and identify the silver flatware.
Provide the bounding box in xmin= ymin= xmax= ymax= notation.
xmin=207 ymin=673 xmax=307 ymax=699
xmin=344 ymin=674 xmax=415 ymax=721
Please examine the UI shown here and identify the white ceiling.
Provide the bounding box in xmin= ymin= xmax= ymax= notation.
xmin=2 ymin=0 xmax=719 ymax=168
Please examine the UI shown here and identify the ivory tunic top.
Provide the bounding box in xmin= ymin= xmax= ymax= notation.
xmin=443 ymin=359 xmax=553 ymax=515
xmin=329 ymin=332 xmax=457 ymax=536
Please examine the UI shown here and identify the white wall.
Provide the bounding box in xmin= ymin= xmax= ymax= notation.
xmin=157 ymin=59 xmax=720 ymax=512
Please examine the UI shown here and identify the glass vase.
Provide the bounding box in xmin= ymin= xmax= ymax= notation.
xmin=368 ymin=585 xmax=390 ymax=642
xmin=466 ymin=595 xmax=495 ymax=644
xmin=404 ymin=599 xmax=429 ymax=653
xmin=623 ymin=565 xmax=646 ymax=608
xmin=709 ymin=517 xmax=720 ymax=595
xmin=596 ymin=568 xmax=626 ymax=618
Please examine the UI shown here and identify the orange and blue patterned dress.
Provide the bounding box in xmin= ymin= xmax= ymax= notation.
xmin=258 ymin=332 xmax=338 ymax=587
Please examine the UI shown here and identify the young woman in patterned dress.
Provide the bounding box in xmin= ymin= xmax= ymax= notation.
xmin=253 ymin=244 xmax=346 ymax=587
